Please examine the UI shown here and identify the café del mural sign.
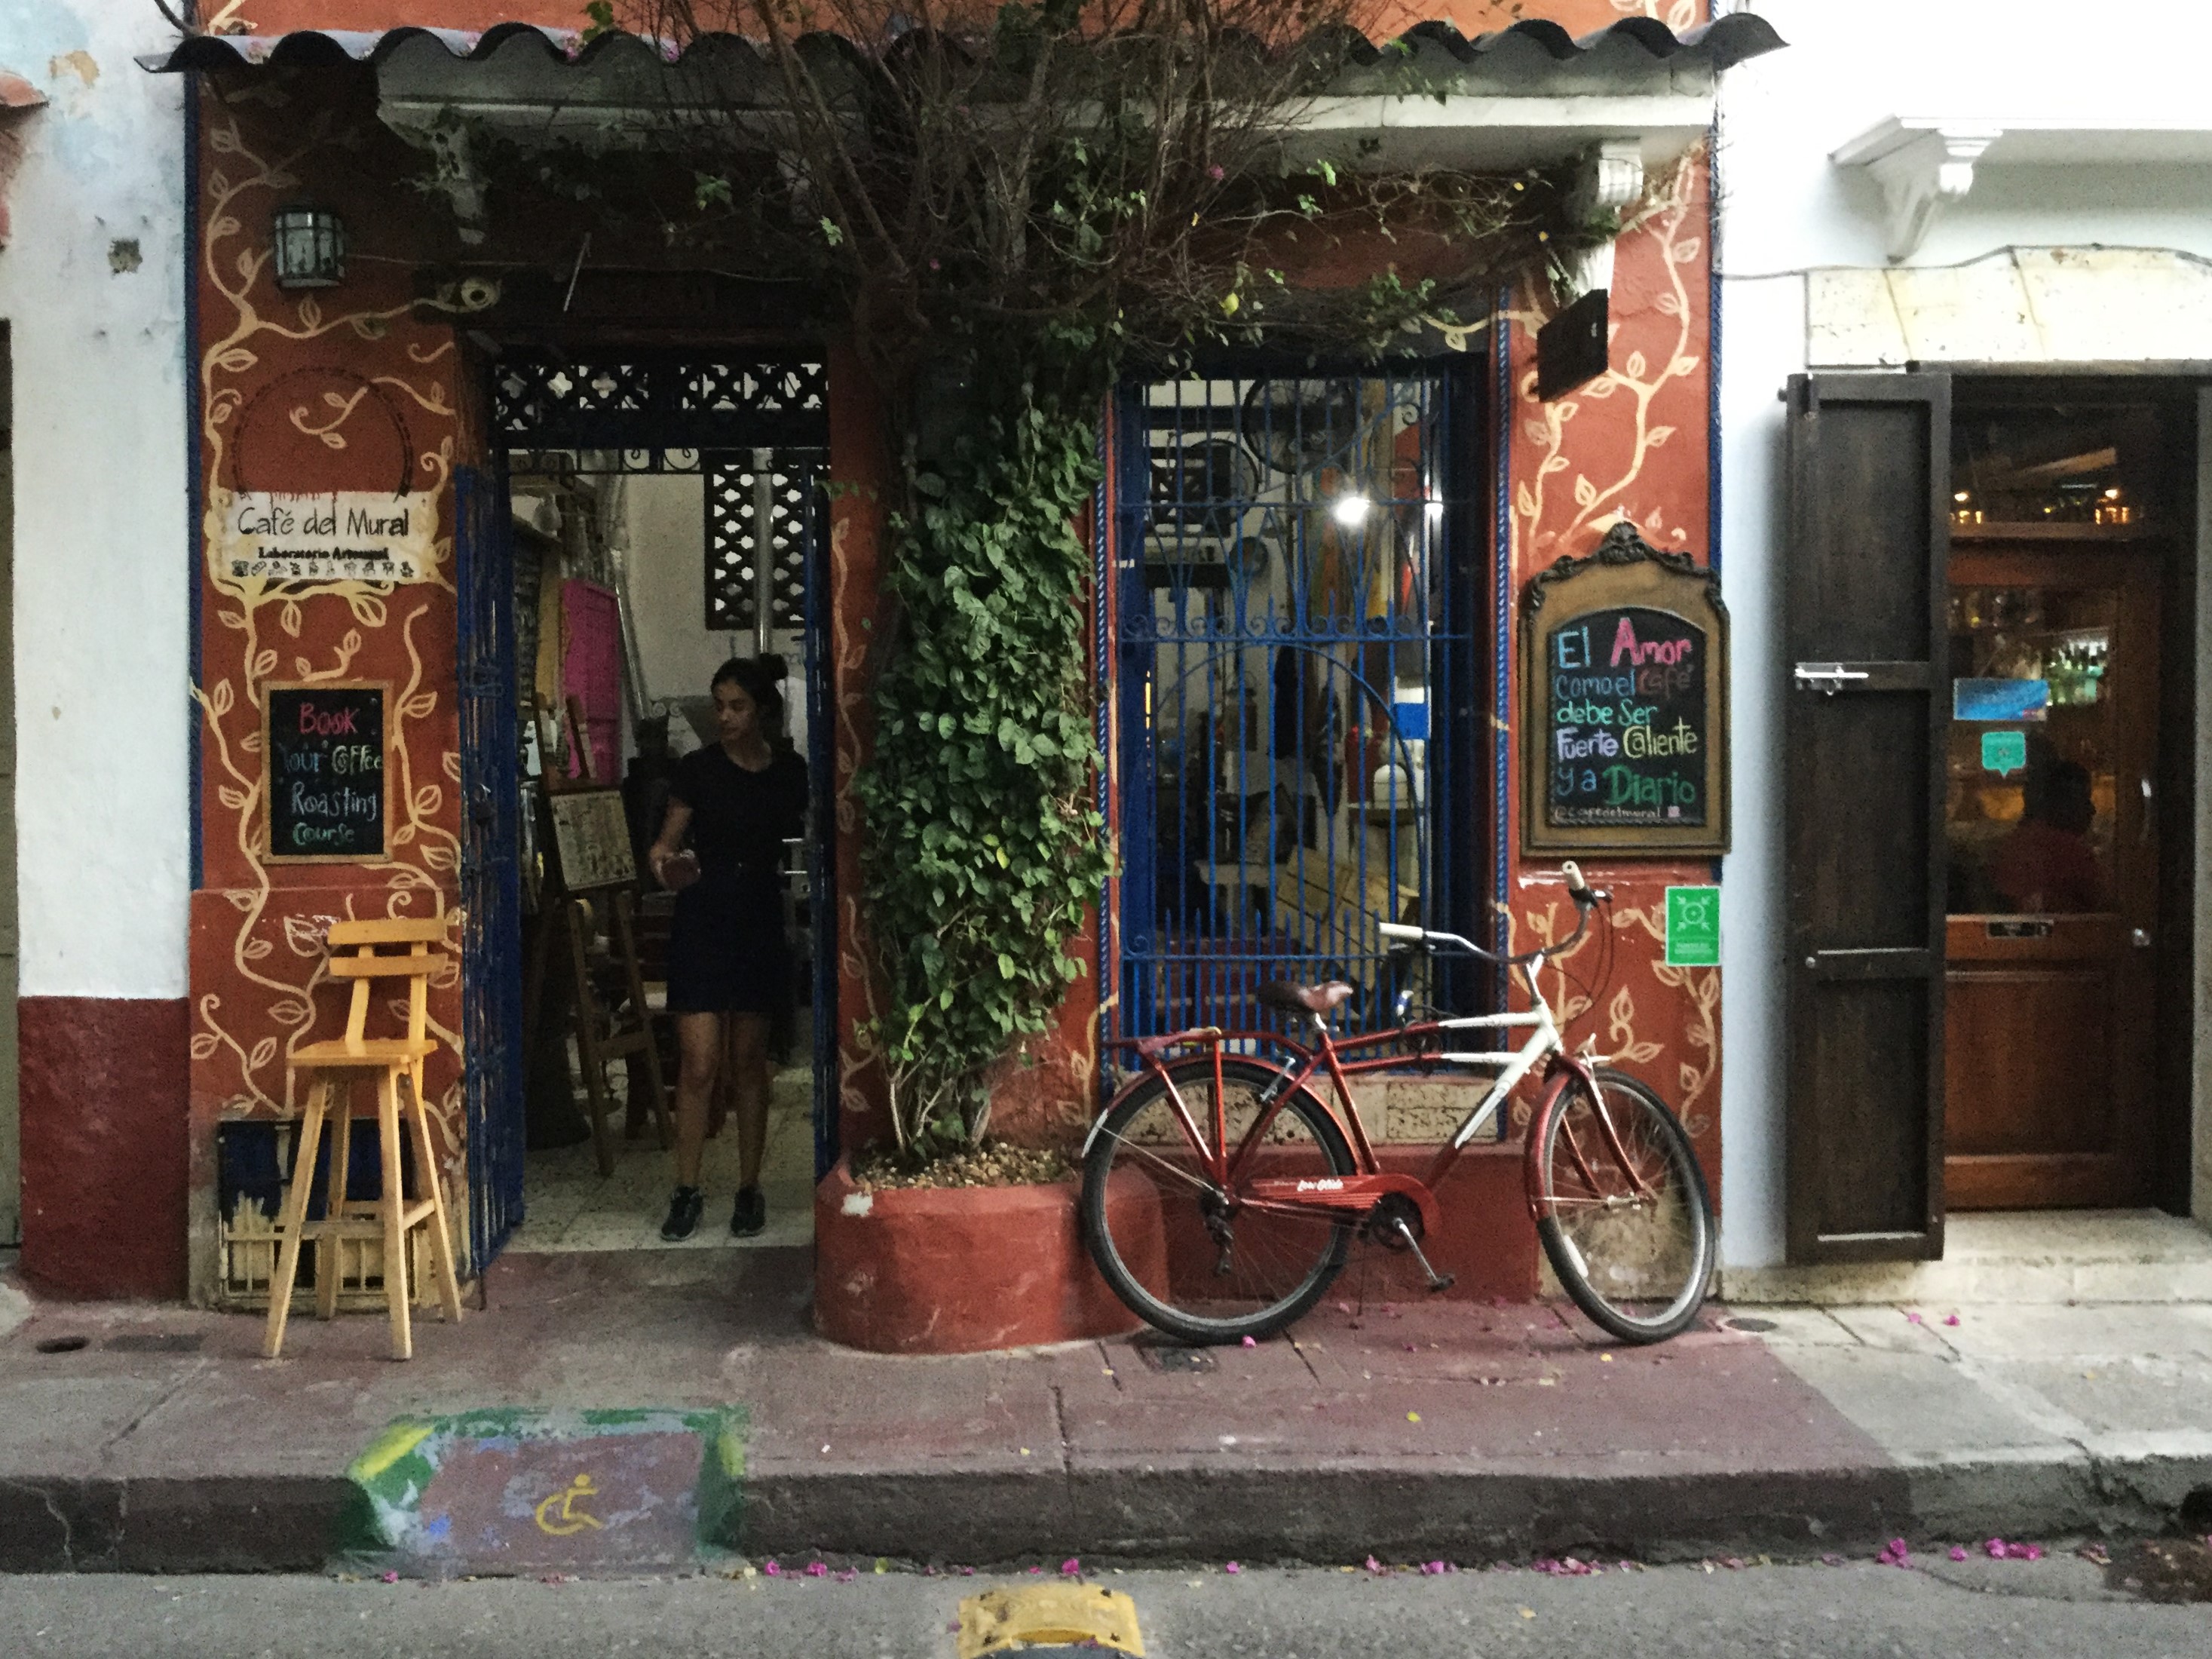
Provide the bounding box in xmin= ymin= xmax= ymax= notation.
xmin=210 ymin=489 xmax=436 ymax=584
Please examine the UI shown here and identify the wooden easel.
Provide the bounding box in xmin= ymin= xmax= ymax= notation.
xmin=522 ymin=769 xmax=672 ymax=1176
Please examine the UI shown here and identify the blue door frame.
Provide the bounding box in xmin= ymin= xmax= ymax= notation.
xmin=457 ymin=351 xmax=840 ymax=1275
xmin=455 ymin=465 xmax=527 ymax=1269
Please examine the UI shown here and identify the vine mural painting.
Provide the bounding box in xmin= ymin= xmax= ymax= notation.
xmin=190 ymin=95 xmax=473 ymax=1286
xmin=1500 ymin=146 xmax=1721 ymax=1187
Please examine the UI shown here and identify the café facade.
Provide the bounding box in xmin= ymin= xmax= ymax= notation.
xmin=9 ymin=0 xmax=1785 ymax=1317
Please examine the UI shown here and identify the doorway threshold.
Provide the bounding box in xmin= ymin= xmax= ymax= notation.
xmin=1722 ymin=1210 xmax=2212 ymax=1305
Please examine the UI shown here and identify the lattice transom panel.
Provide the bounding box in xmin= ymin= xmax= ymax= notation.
xmin=706 ymin=452 xmax=820 ymax=631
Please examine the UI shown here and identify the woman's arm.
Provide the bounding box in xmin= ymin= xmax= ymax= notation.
xmin=648 ymin=799 xmax=694 ymax=888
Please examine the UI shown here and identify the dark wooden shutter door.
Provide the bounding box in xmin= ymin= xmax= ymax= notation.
xmin=1783 ymin=373 xmax=1950 ymax=1263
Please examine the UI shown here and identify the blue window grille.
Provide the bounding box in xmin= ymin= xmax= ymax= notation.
xmin=1111 ymin=365 xmax=1482 ymax=1043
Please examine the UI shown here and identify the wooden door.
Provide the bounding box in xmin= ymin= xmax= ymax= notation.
xmin=1784 ymin=373 xmax=1950 ymax=1263
xmin=1943 ymin=544 xmax=2161 ymax=1207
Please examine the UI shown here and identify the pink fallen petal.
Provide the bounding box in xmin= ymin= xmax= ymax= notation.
xmin=1224 ymin=1562 xmax=1242 ymax=1575
xmin=1950 ymin=1546 xmax=1968 ymax=1562
xmin=764 ymin=1562 xmax=782 ymax=1577
xmin=1985 ymin=1538 xmax=2006 ymax=1559
xmin=1904 ymin=1311 xmax=1923 ymax=1324
xmin=1241 ymin=1335 xmax=1257 ymax=1348
xmin=1062 ymin=1559 xmax=1081 ymax=1576
xmin=1821 ymin=1554 xmax=1844 ymax=1567
xmin=805 ymin=1562 xmax=829 ymax=1578
xmin=381 ymin=1572 xmax=400 ymax=1584
xmin=836 ymin=1570 xmax=857 ymax=1584
xmin=1944 ymin=1314 xmax=1961 ymax=1326
xmin=1365 ymin=1555 xmax=1386 ymax=1575
xmin=961 ymin=1566 xmax=976 ymax=1576
xmin=2022 ymin=1545 xmax=2043 ymax=1561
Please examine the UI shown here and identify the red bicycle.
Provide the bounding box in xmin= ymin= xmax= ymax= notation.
xmin=1081 ymin=863 xmax=1714 ymax=1345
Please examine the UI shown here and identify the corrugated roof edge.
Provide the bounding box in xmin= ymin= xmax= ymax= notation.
xmin=138 ymin=13 xmax=1785 ymax=76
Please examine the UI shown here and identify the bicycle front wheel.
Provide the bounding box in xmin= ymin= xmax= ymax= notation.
xmin=1082 ymin=1056 xmax=1354 ymax=1345
xmin=1531 ymin=1068 xmax=1714 ymax=1344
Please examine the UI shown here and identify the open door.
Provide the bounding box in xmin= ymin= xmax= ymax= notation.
xmin=1783 ymin=373 xmax=1950 ymax=1263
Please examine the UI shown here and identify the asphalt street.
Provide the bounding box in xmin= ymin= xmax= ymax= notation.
xmin=3 ymin=1555 xmax=2207 ymax=1659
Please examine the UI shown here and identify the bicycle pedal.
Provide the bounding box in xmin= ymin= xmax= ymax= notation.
xmin=1425 ymin=1272 xmax=1456 ymax=1293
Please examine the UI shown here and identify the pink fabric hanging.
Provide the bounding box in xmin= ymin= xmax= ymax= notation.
xmin=560 ymin=578 xmax=623 ymax=785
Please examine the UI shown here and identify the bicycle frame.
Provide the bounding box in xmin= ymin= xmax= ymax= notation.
xmin=1092 ymin=947 xmax=1604 ymax=1243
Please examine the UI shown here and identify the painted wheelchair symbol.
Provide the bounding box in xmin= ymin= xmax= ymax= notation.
xmin=535 ymin=1473 xmax=606 ymax=1536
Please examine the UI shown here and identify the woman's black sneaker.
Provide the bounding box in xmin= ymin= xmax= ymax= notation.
xmin=731 ymin=1187 xmax=766 ymax=1238
xmin=660 ymin=1185 xmax=704 ymax=1242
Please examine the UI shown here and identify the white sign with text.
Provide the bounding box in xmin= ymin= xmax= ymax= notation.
xmin=212 ymin=489 xmax=436 ymax=583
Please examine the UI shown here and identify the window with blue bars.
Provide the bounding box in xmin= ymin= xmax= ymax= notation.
xmin=1111 ymin=364 xmax=1483 ymax=1043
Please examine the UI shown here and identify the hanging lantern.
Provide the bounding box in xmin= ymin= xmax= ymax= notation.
xmin=271 ymin=204 xmax=346 ymax=290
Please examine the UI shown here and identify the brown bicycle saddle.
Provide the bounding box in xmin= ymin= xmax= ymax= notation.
xmin=1256 ymin=980 xmax=1356 ymax=1016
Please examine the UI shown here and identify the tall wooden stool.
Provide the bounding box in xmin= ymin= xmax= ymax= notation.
xmin=262 ymin=917 xmax=466 ymax=1361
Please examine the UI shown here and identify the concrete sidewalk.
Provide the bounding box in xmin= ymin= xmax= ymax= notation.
xmin=1 ymin=1247 xmax=2208 ymax=1575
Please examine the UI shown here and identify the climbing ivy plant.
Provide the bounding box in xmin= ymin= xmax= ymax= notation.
xmin=853 ymin=336 xmax=1114 ymax=1154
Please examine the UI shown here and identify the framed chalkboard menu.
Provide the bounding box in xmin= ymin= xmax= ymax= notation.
xmin=1523 ymin=523 xmax=1729 ymax=856
xmin=262 ymin=682 xmax=390 ymax=863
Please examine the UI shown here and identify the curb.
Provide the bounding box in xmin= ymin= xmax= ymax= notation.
xmin=7 ymin=1449 xmax=2207 ymax=1574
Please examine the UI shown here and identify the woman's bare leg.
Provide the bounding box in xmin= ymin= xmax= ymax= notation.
xmin=672 ymin=1011 xmax=725 ymax=1190
xmin=728 ymin=1013 xmax=772 ymax=1191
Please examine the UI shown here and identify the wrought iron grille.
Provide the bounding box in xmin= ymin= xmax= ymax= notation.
xmin=1113 ymin=366 xmax=1480 ymax=1042
xmin=706 ymin=448 xmax=823 ymax=632
xmin=492 ymin=354 xmax=828 ymax=470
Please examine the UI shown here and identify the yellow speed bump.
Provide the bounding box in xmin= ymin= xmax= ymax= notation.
xmin=957 ymin=1583 xmax=1144 ymax=1657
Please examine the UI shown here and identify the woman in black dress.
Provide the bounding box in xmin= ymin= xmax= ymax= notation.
xmin=646 ymin=658 xmax=808 ymax=1240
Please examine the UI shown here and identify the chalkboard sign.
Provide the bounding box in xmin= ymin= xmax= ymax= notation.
xmin=263 ymin=682 xmax=390 ymax=863
xmin=1543 ymin=606 xmax=1708 ymax=827
xmin=1523 ymin=525 xmax=1729 ymax=856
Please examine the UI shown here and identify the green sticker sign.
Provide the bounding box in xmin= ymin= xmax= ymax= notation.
xmin=1665 ymin=886 xmax=1720 ymax=967
xmin=1981 ymin=729 xmax=2028 ymax=776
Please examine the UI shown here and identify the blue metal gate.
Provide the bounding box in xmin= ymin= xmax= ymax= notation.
xmin=1112 ymin=366 xmax=1481 ymax=1040
xmin=455 ymin=465 xmax=527 ymax=1268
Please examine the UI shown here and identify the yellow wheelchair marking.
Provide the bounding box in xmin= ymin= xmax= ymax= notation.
xmin=533 ymin=1473 xmax=607 ymax=1536
xmin=957 ymin=1584 xmax=1144 ymax=1657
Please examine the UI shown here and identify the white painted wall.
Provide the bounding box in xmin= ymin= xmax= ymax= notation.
xmin=616 ymin=472 xmax=807 ymax=756
xmin=1717 ymin=0 xmax=2212 ymax=1264
xmin=0 ymin=9 xmax=187 ymax=999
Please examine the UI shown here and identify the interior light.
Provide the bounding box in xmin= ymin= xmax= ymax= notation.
xmin=1331 ymin=493 xmax=1371 ymax=527
xmin=2103 ymin=487 xmax=2122 ymax=498
xmin=1424 ymin=498 xmax=1446 ymax=523
xmin=1953 ymin=491 xmax=1971 ymax=503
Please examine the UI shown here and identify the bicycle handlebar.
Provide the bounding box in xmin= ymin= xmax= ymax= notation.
xmin=1383 ymin=863 xmax=1608 ymax=969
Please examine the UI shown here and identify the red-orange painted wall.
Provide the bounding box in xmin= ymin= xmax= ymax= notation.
xmin=146 ymin=6 xmax=1722 ymax=1302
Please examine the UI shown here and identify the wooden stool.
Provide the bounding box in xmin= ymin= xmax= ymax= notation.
xmin=262 ymin=917 xmax=466 ymax=1361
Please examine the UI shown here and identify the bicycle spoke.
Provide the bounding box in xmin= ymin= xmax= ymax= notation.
xmin=1095 ymin=1128 xmax=1223 ymax=1197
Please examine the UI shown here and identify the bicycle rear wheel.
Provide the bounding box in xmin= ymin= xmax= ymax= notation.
xmin=1531 ymin=1067 xmax=1714 ymax=1344
xmin=1082 ymin=1056 xmax=1354 ymax=1345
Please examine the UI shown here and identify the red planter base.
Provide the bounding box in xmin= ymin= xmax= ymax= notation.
xmin=813 ymin=1158 xmax=1155 ymax=1354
